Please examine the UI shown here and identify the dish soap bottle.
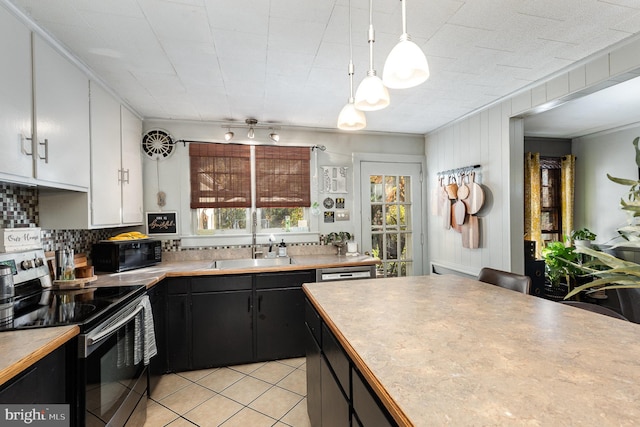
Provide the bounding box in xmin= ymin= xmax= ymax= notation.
xmin=278 ymin=239 xmax=287 ymax=257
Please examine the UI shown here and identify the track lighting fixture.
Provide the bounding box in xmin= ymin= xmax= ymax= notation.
xmin=221 ymin=119 xmax=281 ymax=143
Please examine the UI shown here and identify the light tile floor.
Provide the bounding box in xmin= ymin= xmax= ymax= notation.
xmin=145 ymin=358 xmax=311 ymax=427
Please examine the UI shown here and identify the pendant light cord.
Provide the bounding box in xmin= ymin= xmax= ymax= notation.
xmin=348 ymin=0 xmax=355 ymax=100
xmin=401 ymin=0 xmax=407 ymax=35
xmin=367 ymin=0 xmax=375 ymax=74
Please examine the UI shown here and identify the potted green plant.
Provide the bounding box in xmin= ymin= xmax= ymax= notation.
xmin=563 ymin=245 xmax=640 ymax=300
xmin=570 ymin=228 xmax=596 ymax=248
xmin=326 ymin=232 xmax=351 ymax=256
xmin=541 ymin=240 xmax=580 ymax=299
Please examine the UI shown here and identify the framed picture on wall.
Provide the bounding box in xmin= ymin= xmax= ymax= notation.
xmin=321 ymin=166 xmax=348 ymax=193
xmin=146 ymin=211 xmax=178 ymax=235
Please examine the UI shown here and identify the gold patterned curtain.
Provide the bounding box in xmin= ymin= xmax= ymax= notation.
xmin=561 ymin=154 xmax=576 ymax=240
xmin=524 ymin=152 xmax=542 ymax=258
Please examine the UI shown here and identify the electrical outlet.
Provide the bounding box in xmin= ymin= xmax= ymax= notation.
xmin=335 ymin=210 xmax=350 ymax=221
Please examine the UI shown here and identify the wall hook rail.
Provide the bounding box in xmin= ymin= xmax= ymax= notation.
xmin=437 ymin=164 xmax=481 ymax=177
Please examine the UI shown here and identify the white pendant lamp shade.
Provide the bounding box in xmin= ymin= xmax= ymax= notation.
xmin=354 ymin=0 xmax=390 ymax=111
xmin=337 ymin=0 xmax=366 ymax=131
xmin=355 ymin=74 xmax=390 ymax=111
xmin=337 ymin=99 xmax=367 ymax=130
xmin=383 ymin=0 xmax=430 ymax=89
xmin=383 ymin=35 xmax=430 ymax=89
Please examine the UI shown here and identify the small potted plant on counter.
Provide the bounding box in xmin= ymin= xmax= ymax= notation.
xmin=326 ymin=231 xmax=351 ymax=256
xmin=571 ymin=228 xmax=597 ymax=248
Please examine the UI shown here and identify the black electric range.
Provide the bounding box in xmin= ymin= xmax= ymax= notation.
xmin=5 ymin=284 xmax=147 ymax=333
xmin=0 ymin=248 xmax=146 ymax=333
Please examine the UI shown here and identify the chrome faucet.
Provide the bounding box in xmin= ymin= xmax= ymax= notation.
xmin=252 ymin=211 xmax=264 ymax=259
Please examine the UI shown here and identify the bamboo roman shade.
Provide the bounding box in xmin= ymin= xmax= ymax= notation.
xmin=255 ymin=146 xmax=311 ymax=208
xmin=189 ymin=143 xmax=251 ymax=208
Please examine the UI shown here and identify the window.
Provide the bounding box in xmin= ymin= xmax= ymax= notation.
xmin=255 ymin=146 xmax=311 ymax=208
xmin=190 ymin=143 xmax=311 ymax=234
xmin=189 ymin=143 xmax=251 ymax=208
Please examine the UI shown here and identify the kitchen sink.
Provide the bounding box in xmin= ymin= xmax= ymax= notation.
xmin=210 ymin=257 xmax=293 ymax=269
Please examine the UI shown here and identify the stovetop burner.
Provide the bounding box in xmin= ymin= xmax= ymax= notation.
xmin=3 ymin=284 xmax=146 ymax=332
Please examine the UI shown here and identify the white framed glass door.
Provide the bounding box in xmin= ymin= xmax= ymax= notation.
xmin=361 ymin=161 xmax=423 ymax=277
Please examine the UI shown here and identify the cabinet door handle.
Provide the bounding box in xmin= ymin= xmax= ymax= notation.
xmin=123 ymin=168 xmax=130 ymax=184
xmin=247 ymin=296 xmax=251 ymax=312
xmin=258 ymin=295 xmax=263 ymax=312
xmin=118 ymin=169 xmax=123 ymax=184
xmin=22 ymin=135 xmax=33 ymax=156
xmin=38 ymin=138 xmax=49 ymax=163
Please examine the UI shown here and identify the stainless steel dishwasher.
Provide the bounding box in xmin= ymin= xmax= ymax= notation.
xmin=315 ymin=265 xmax=377 ymax=282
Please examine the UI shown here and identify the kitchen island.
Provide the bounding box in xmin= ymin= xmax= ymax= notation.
xmin=303 ymin=274 xmax=640 ymax=426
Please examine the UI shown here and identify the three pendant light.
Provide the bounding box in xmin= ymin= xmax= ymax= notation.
xmin=337 ymin=0 xmax=430 ymax=130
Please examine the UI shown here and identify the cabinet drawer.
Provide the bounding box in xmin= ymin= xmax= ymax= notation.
xmin=352 ymin=367 xmax=395 ymax=427
xmin=256 ymin=270 xmax=315 ymax=289
xmin=191 ymin=275 xmax=252 ymax=293
xmin=166 ymin=278 xmax=190 ymax=295
xmin=305 ymin=298 xmax=322 ymax=345
xmin=322 ymin=323 xmax=350 ymax=395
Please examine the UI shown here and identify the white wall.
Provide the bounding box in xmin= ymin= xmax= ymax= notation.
xmin=141 ymin=119 xmax=424 ymax=247
xmin=425 ymin=103 xmax=523 ymax=276
xmin=573 ymin=125 xmax=640 ymax=244
xmin=425 ymin=35 xmax=640 ymax=276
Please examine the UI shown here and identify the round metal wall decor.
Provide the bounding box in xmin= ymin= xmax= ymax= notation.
xmin=142 ymin=129 xmax=175 ymax=160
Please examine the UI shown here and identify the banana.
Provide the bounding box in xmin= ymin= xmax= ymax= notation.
xmin=108 ymin=231 xmax=149 ymax=241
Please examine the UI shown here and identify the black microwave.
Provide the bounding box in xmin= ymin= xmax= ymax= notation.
xmin=92 ymin=239 xmax=162 ymax=272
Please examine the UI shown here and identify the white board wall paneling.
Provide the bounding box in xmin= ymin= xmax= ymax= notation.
xmin=511 ymin=91 xmax=532 ymax=116
xmin=546 ymin=74 xmax=570 ymax=101
xmin=569 ymin=66 xmax=587 ymax=93
xmin=610 ymin=37 xmax=640 ymax=77
xmin=585 ymin=55 xmax=610 ymax=87
xmin=531 ymin=85 xmax=547 ymax=108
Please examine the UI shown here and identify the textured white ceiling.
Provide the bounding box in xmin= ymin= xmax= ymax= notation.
xmin=6 ymin=0 xmax=640 ymax=135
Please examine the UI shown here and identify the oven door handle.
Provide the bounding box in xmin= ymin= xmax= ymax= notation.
xmin=86 ymin=304 xmax=144 ymax=346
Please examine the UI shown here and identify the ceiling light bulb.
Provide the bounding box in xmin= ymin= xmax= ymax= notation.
xmin=248 ymin=127 xmax=255 ymax=139
xmin=269 ymin=132 xmax=280 ymax=142
xmin=224 ymin=131 xmax=234 ymax=141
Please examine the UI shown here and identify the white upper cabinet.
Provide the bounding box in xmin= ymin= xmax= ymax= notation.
xmin=120 ymin=106 xmax=144 ymax=225
xmin=90 ymin=82 xmax=123 ymax=226
xmin=89 ymin=82 xmax=144 ymax=226
xmin=40 ymin=82 xmax=143 ymax=230
xmin=33 ymin=34 xmax=90 ymax=190
xmin=0 ymin=5 xmax=33 ymax=184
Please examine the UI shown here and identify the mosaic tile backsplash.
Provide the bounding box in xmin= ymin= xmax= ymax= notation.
xmin=1 ymin=183 xmax=326 ymax=260
xmin=1 ymin=183 xmax=128 ymax=255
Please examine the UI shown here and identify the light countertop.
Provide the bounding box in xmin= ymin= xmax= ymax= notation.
xmin=0 ymin=254 xmax=378 ymax=386
xmin=94 ymin=254 xmax=379 ymax=288
xmin=303 ymin=274 xmax=640 ymax=426
xmin=0 ymin=325 xmax=79 ymax=386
